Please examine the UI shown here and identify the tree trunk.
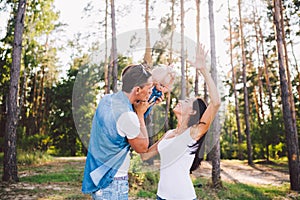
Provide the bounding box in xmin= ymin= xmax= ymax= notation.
xmin=279 ymin=0 xmax=298 ymax=146
xmin=185 ymin=51 xmax=189 ymax=96
xmin=253 ymin=87 xmax=261 ymax=125
xmin=238 ymin=0 xmax=253 ymax=165
xmin=227 ymin=0 xmax=243 ymax=160
xmin=253 ymin=8 xmax=263 ymax=125
xmin=143 ymin=0 xmax=152 ymax=67
xmin=194 ymin=0 xmax=200 ymax=96
xmin=164 ymin=92 xmax=171 ymax=131
xmin=3 ymin=0 xmax=27 ymax=182
xmin=256 ymin=10 xmax=275 ymax=121
xmin=164 ymin=0 xmax=176 ymax=131
xmin=208 ymin=0 xmax=222 ymax=188
xmin=111 ymin=0 xmax=118 ymax=93
xmin=104 ymin=0 xmax=110 ymax=94
xmin=257 ymin=67 xmax=265 ymax=122
xmin=37 ymin=36 xmax=47 ymax=135
xmin=169 ymin=0 xmax=175 ymax=65
xmin=289 ymin=41 xmax=300 ymax=101
xmin=273 ymin=0 xmax=300 ymax=191
xmin=180 ymin=0 xmax=186 ymax=100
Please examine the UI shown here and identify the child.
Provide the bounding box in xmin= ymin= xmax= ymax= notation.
xmin=144 ymin=65 xmax=176 ymax=118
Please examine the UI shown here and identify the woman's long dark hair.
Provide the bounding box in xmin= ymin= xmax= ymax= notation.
xmin=188 ymin=98 xmax=207 ymax=173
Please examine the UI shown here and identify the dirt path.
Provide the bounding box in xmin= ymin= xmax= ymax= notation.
xmin=193 ymin=160 xmax=289 ymax=186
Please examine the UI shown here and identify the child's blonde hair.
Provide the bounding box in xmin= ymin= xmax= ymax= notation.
xmin=152 ymin=65 xmax=176 ymax=91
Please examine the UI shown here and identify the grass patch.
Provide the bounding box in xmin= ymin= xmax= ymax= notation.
xmin=0 ymin=156 xmax=298 ymax=200
xmin=129 ymin=171 xmax=159 ymax=199
xmin=128 ymin=172 xmax=297 ymax=200
xmin=254 ymin=158 xmax=289 ymax=173
xmin=21 ymin=171 xmax=80 ymax=183
xmin=1 ymin=156 xmax=89 ymax=200
xmin=194 ymin=177 xmax=295 ymax=200
xmin=20 ymin=162 xmax=83 ymax=183
xmin=18 ymin=150 xmax=53 ymax=165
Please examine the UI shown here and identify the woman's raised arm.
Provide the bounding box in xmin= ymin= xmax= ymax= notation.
xmin=191 ymin=43 xmax=221 ymax=140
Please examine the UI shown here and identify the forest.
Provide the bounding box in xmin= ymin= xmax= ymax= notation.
xmin=0 ymin=0 xmax=300 ymax=197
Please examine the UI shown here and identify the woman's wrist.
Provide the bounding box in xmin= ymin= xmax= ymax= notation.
xmin=200 ymin=68 xmax=210 ymax=76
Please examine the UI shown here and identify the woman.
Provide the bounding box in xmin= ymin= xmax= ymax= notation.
xmin=141 ymin=43 xmax=221 ymax=200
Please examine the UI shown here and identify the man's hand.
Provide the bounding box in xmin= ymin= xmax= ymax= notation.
xmin=133 ymin=101 xmax=152 ymax=116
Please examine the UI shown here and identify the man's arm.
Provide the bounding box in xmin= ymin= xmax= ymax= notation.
xmin=126 ymin=99 xmax=152 ymax=153
xmin=128 ymin=113 xmax=149 ymax=153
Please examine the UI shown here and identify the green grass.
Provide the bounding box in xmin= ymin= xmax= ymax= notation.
xmin=130 ymin=174 xmax=297 ymax=200
xmin=20 ymin=163 xmax=83 ymax=183
xmin=0 ymin=155 xmax=90 ymax=200
xmin=0 ymin=153 xmax=299 ymax=200
xmin=130 ymin=171 xmax=298 ymax=200
xmin=195 ymin=178 xmax=299 ymax=200
xmin=254 ymin=158 xmax=289 ymax=173
xmin=0 ymin=150 xmax=53 ymax=166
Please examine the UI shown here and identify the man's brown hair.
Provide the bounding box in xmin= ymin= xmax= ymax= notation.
xmin=121 ymin=64 xmax=152 ymax=93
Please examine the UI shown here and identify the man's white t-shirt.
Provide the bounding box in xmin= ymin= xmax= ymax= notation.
xmin=115 ymin=112 xmax=140 ymax=177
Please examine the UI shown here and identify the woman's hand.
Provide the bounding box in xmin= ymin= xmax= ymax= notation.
xmin=192 ymin=43 xmax=209 ymax=71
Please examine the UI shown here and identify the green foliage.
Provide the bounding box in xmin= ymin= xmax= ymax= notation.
xmin=46 ymin=55 xmax=99 ymax=156
xmin=47 ymin=70 xmax=80 ymax=156
xmin=18 ymin=133 xmax=51 ymax=152
xmin=129 ymin=170 xmax=159 ymax=199
xmin=129 ymin=151 xmax=144 ymax=173
xmin=221 ymin=100 xmax=288 ymax=160
xmin=17 ymin=150 xmax=53 ymax=165
xmin=0 ymin=152 xmax=3 ymax=165
xmin=128 ymin=152 xmax=159 ymax=198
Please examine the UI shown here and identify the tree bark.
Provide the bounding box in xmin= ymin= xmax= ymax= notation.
xmin=273 ymin=0 xmax=300 ymax=191
xmin=253 ymin=8 xmax=263 ymax=126
xmin=143 ymin=0 xmax=152 ymax=67
xmin=164 ymin=0 xmax=176 ymax=131
xmin=111 ymin=0 xmax=118 ymax=93
xmin=238 ymin=0 xmax=253 ymax=165
xmin=208 ymin=0 xmax=222 ymax=188
xmin=279 ymin=0 xmax=298 ymax=146
xmin=255 ymin=7 xmax=275 ymax=121
xmin=169 ymin=0 xmax=175 ymax=65
xmin=3 ymin=0 xmax=27 ymax=182
xmin=194 ymin=0 xmax=200 ymax=96
xmin=228 ymin=0 xmax=243 ymax=160
xmin=104 ymin=0 xmax=110 ymax=94
xmin=180 ymin=0 xmax=186 ymax=100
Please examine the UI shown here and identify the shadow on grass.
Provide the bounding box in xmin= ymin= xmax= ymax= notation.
xmin=254 ymin=159 xmax=289 ymax=174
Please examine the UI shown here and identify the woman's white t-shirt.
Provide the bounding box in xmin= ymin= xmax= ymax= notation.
xmin=157 ymin=128 xmax=197 ymax=200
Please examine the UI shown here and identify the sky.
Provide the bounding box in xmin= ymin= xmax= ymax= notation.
xmin=1 ymin=0 xmax=298 ymax=79
xmin=53 ymin=0 xmax=230 ymax=77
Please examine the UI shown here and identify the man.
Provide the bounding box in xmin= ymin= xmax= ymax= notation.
xmin=82 ymin=64 xmax=154 ymax=199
